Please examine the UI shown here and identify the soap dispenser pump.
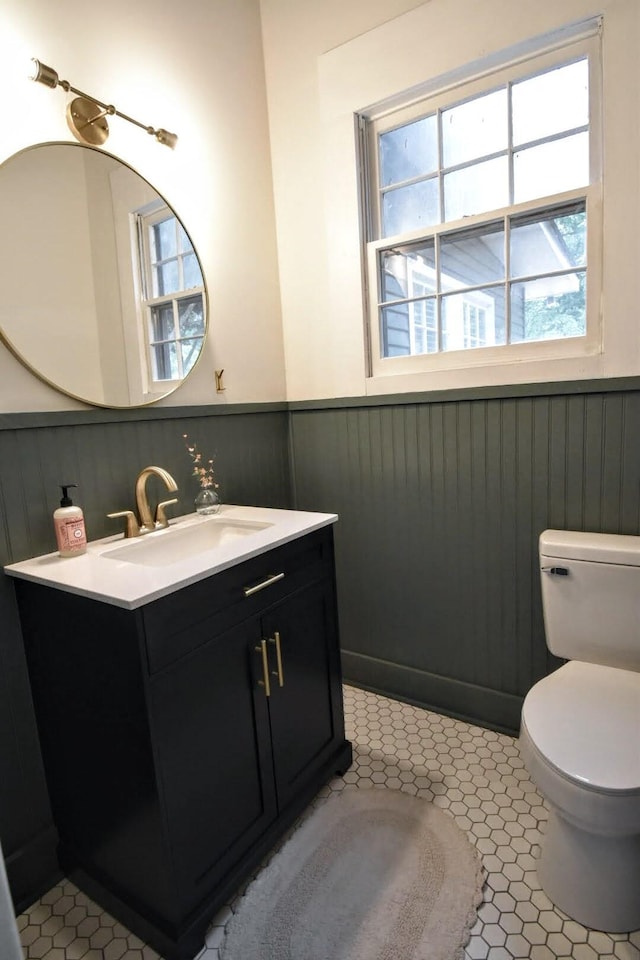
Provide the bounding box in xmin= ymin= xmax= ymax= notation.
xmin=54 ymin=484 xmax=87 ymax=557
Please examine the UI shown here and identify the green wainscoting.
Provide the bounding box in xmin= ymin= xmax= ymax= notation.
xmin=289 ymin=384 xmax=640 ymax=735
xmin=3 ymin=379 xmax=640 ymax=909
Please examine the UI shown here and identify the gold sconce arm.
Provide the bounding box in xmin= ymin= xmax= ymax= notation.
xmin=30 ymin=59 xmax=178 ymax=149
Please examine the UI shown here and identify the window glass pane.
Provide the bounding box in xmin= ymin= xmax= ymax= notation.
xmin=444 ymin=156 xmax=508 ymax=221
xmin=382 ymin=178 xmax=439 ymax=236
xmin=380 ymin=240 xmax=436 ymax=302
xmin=368 ymin=49 xmax=594 ymax=365
xmin=178 ymin=295 xmax=205 ymax=337
xmin=510 ymin=273 xmax=586 ymax=342
xmin=151 ymin=342 xmax=178 ymax=380
xmin=149 ymin=303 xmax=174 ymax=341
xmin=151 ymin=218 xmax=177 ymax=261
xmin=409 ymin=298 xmax=438 ymax=354
xmin=514 ymin=132 xmax=588 ymax=204
xmin=441 ymin=288 xmax=506 ymax=351
xmin=510 ymin=204 xmax=586 ymax=278
xmin=154 ymin=260 xmax=180 ymax=297
xmin=183 ymin=253 xmax=203 ymax=289
xmin=180 ymin=338 xmax=203 ymax=375
xmin=381 ymin=304 xmax=413 ymax=357
xmin=512 ymin=59 xmax=588 ymax=146
xmin=440 ymin=222 xmax=505 ymax=291
xmin=379 ymin=115 xmax=438 ymax=187
xmin=442 ymin=89 xmax=507 ymax=167
xmin=178 ymin=224 xmax=194 ymax=253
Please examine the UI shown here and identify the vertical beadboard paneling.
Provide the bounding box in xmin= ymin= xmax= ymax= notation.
xmin=513 ymin=398 xmax=536 ymax=689
xmin=602 ymin=393 xmax=624 ymax=533
xmin=291 ymin=387 xmax=640 ymax=733
xmin=620 ymin=392 xmax=640 ymax=531
xmin=0 ymin=409 xmax=292 ymax=563
xmin=565 ymin=394 xmax=586 ymax=531
xmin=583 ymin=394 xmax=605 ymax=532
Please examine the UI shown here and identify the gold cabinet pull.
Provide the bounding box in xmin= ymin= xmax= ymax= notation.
xmin=255 ymin=640 xmax=271 ymax=697
xmin=269 ymin=631 xmax=284 ymax=687
xmin=243 ymin=572 xmax=285 ymax=597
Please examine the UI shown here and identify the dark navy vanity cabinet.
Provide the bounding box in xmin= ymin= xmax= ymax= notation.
xmin=14 ymin=526 xmax=352 ymax=959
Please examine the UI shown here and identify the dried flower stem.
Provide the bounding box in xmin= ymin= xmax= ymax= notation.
xmin=183 ymin=434 xmax=220 ymax=490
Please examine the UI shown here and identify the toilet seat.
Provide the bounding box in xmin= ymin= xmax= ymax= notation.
xmin=522 ymin=660 xmax=640 ymax=793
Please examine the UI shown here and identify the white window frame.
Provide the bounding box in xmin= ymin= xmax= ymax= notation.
xmin=361 ymin=32 xmax=603 ymax=380
xmin=136 ymin=203 xmax=206 ymax=392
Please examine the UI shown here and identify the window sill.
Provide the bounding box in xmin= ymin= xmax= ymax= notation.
xmin=365 ymin=338 xmax=605 ymax=397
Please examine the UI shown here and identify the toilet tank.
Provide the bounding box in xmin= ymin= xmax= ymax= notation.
xmin=539 ymin=529 xmax=640 ymax=671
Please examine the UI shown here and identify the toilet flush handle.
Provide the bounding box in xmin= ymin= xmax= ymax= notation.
xmin=541 ymin=566 xmax=569 ymax=576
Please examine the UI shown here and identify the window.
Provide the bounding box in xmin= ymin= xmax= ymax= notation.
xmin=362 ymin=36 xmax=601 ymax=377
xmin=137 ymin=206 xmax=205 ymax=384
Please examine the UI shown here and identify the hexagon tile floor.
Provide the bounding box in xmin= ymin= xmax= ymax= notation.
xmin=17 ymin=684 xmax=640 ymax=960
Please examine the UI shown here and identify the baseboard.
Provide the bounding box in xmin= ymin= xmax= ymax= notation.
xmin=5 ymin=826 xmax=61 ymax=913
xmin=341 ymin=650 xmax=522 ymax=736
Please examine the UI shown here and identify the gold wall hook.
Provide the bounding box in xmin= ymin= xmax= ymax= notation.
xmin=215 ymin=369 xmax=225 ymax=392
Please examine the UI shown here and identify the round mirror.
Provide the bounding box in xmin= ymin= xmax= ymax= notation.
xmin=0 ymin=143 xmax=208 ymax=407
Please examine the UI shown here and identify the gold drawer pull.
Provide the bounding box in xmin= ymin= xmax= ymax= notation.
xmin=269 ymin=631 xmax=284 ymax=687
xmin=255 ymin=640 xmax=271 ymax=697
xmin=243 ymin=572 xmax=285 ymax=597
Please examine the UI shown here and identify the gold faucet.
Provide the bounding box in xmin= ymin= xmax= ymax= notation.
xmin=108 ymin=465 xmax=178 ymax=537
xmin=135 ymin=466 xmax=179 ymax=533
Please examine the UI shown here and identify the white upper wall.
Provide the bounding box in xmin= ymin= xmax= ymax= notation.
xmin=0 ymin=0 xmax=285 ymax=411
xmin=3 ymin=0 xmax=639 ymax=410
xmin=260 ymin=0 xmax=640 ymax=400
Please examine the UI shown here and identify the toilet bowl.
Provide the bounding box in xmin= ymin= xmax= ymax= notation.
xmin=520 ymin=530 xmax=640 ymax=932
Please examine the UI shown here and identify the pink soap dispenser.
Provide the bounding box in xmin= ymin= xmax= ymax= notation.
xmin=54 ymin=484 xmax=87 ymax=557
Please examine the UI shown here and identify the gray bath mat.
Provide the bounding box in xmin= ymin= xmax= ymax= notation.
xmin=220 ymin=787 xmax=484 ymax=960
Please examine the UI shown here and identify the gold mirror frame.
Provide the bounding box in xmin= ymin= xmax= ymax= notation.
xmin=0 ymin=142 xmax=208 ymax=408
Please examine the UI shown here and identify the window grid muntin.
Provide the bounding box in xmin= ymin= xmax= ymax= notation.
xmin=138 ymin=207 xmax=205 ymax=385
xmin=376 ymin=199 xmax=587 ymax=355
xmin=378 ymin=69 xmax=588 ymax=240
xmin=362 ymin=30 xmax=601 ymax=379
xmin=507 ymin=80 xmax=514 ymax=214
xmin=147 ymin=293 xmax=206 ymax=381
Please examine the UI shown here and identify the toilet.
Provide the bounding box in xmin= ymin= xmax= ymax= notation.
xmin=519 ymin=529 xmax=640 ymax=933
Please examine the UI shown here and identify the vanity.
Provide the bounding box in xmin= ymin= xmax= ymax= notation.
xmin=5 ymin=506 xmax=352 ymax=959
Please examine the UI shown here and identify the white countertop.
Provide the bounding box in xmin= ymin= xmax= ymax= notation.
xmin=4 ymin=505 xmax=337 ymax=610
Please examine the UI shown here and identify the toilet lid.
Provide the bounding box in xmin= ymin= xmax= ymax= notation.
xmin=522 ymin=661 xmax=640 ymax=792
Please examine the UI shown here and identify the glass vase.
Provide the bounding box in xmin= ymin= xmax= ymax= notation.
xmin=194 ymin=487 xmax=221 ymax=515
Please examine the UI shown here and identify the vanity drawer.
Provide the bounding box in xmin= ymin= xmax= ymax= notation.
xmin=143 ymin=526 xmax=334 ymax=674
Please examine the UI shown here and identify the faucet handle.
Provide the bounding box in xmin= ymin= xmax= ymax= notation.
xmin=107 ymin=510 xmax=140 ymax=539
xmin=155 ymin=498 xmax=178 ymax=528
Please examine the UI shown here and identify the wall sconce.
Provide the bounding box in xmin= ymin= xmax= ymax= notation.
xmin=29 ymin=59 xmax=178 ymax=149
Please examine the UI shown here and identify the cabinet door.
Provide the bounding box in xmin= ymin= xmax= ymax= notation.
xmin=149 ymin=618 xmax=277 ymax=912
xmin=262 ymin=579 xmax=344 ymax=810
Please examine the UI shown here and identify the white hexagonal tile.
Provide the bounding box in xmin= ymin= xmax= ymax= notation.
xmin=504 ymin=932 xmax=531 ymax=957
xmin=481 ymin=923 xmax=507 ymax=948
xmin=19 ymin=684 xmax=640 ymax=960
xmin=497 ymin=911 xmax=522 ymax=935
xmin=547 ymin=931 xmax=574 ymax=955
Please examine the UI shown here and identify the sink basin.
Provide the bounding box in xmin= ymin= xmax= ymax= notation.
xmin=101 ymin=517 xmax=272 ymax=567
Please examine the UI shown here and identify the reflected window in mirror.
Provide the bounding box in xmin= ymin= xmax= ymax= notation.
xmin=137 ymin=205 xmax=205 ymax=385
xmin=0 ymin=144 xmax=208 ymax=407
